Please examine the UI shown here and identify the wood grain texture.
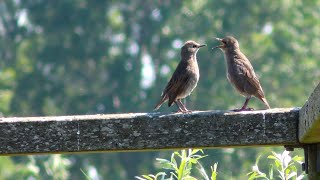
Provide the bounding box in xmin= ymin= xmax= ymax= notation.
xmin=0 ymin=108 xmax=299 ymax=155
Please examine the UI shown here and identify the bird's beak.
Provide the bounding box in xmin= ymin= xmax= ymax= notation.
xmin=212 ymin=37 xmax=225 ymax=50
xmin=198 ymin=44 xmax=207 ymax=48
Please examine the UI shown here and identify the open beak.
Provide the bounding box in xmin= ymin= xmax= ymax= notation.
xmin=212 ymin=37 xmax=225 ymax=50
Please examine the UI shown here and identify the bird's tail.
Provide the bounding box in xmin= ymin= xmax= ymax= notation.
xmin=260 ymin=97 xmax=270 ymax=109
xmin=154 ymin=94 xmax=168 ymax=111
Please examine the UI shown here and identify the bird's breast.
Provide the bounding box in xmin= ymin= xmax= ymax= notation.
xmin=177 ymin=62 xmax=199 ymax=99
xmin=225 ymin=54 xmax=248 ymax=96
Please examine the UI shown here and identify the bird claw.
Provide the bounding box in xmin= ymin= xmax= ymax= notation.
xmin=183 ymin=110 xmax=192 ymax=114
xmin=177 ymin=109 xmax=192 ymax=113
xmin=177 ymin=109 xmax=184 ymax=113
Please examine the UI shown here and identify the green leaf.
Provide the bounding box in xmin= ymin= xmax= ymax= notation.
xmin=277 ymin=170 xmax=285 ymax=180
xmin=174 ymin=152 xmax=182 ymax=159
xmin=272 ymin=152 xmax=283 ymax=162
xmin=297 ymin=174 xmax=305 ymax=180
xmin=156 ymin=158 xmax=175 ymax=170
xmin=287 ymin=172 xmax=297 ymax=179
xmin=285 ymin=168 xmax=291 ymax=176
xmin=183 ymin=175 xmax=197 ymax=180
xmin=290 ymin=165 xmax=297 ymax=173
xmin=247 ymin=172 xmax=257 ymax=180
xmin=192 ymin=155 xmax=208 ymax=161
xmin=196 ymin=161 xmax=209 ymax=180
xmin=156 ymin=158 xmax=171 ymax=164
xmin=288 ymin=162 xmax=294 ymax=167
xmin=154 ymin=172 xmax=166 ymax=179
xmin=269 ymin=164 xmax=273 ymax=179
xmin=171 ymin=154 xmax=178 ymax=169
xmin=211 ymin=163 xmax=218 ymax=180
xmin=291 ymin=155 xmax=304 ymax=163
xmin=135 ymin=176 xmax=147 ymax=180
xmin=190 ymin=149 xmax=202 ymax=155
xmin=248 ymin=172 xmax=268 ymax=180
xmin=142 ymin=174 xmax=154 ymax=180
xmin=267 ymin=155 xmax=278 ymax=161
xmin=274 ymin=159 xmax=282 ymax=169
xmin=189 ymin=158 xmax=198 ymax=164
xmin=80 ymin=168 xmax=92 ymax=180
xmin=170 ymin=172 xmax=178 ymax=179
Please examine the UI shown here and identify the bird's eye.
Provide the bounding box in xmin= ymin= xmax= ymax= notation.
xmin=192 ymin=45 xmax=197 ymax=48
xmin=222 ymin=40 xmax=226 ymax=44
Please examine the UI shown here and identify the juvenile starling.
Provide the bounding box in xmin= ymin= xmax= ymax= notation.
xmin=154 ymin=40 xmax=206 ymax=112
xmin=212 ymin=36 xmax=270 ymax=111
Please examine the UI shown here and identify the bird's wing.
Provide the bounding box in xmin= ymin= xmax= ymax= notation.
xmin=234 ymin=53 xmax=265 ymax=98
xmin=162 ymin=62 xmax=189 ymax=106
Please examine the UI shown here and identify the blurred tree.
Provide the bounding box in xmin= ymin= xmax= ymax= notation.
xmin=0 ymin=0 xmax=319 ymax=179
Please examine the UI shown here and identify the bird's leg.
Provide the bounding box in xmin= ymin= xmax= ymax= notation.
xmin=175 ymin=101 xmax=185 ymax=113
xmin=241 ymin=96 xmax=251 ymax=110
xmin=233 ymin=96 xmax=254 ymax=112
xmin=178 ymin=99 xmax=192 ymax=113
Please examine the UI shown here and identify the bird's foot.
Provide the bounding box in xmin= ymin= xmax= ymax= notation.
xmin=177 ymin=109 xmax=192 ymax=113
xmin=177 ymin=109 xmax=183 ymax=113
xmin=232 ymin=107 xmax=254 ymax=112
xmin=183 ymin=110 xmax=192 ymax=114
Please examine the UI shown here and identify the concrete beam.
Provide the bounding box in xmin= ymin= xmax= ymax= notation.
xmin=0 ymin=108 xmax=299 ymax=155
xmin=299 ymin=83 xmax=320 ymax=143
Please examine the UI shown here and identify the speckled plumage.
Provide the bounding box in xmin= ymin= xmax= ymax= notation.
xmin=154 ymin=40 xmax=206 ymax=112
xmin=213 ymin=36 xmax=270 ymax=111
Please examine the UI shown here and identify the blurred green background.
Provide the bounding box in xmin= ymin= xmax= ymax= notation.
xmin=0 ymin=0 xmax=319 ymax=179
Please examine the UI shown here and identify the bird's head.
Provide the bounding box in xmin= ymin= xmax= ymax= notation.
xmin=181 ymin=40 xmax=206 ymax=56
xmin=212 ymin=36 xmax=239 ymax=51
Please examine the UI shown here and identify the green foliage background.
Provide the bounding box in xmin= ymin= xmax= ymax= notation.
xmin=0 ymin=0 xmax=318 ymax=179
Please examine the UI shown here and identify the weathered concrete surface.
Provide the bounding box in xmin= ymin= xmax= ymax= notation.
xmin=299 ymin=83 xmax=320 ymax=143
xmin=0 ymin=108 xmax=299 ymax=155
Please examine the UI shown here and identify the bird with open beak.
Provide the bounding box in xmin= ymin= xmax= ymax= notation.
xmin=212 ymin=36 xmax=270 ymax=111
xmin=154 ymin=40 xmax=206 ymax=113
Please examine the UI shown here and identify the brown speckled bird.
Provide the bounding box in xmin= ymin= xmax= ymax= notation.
xmin=154 ymin=40 xmax=206 ymax=112
xmin=213 ymin=36 xmax=270 ymax=111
